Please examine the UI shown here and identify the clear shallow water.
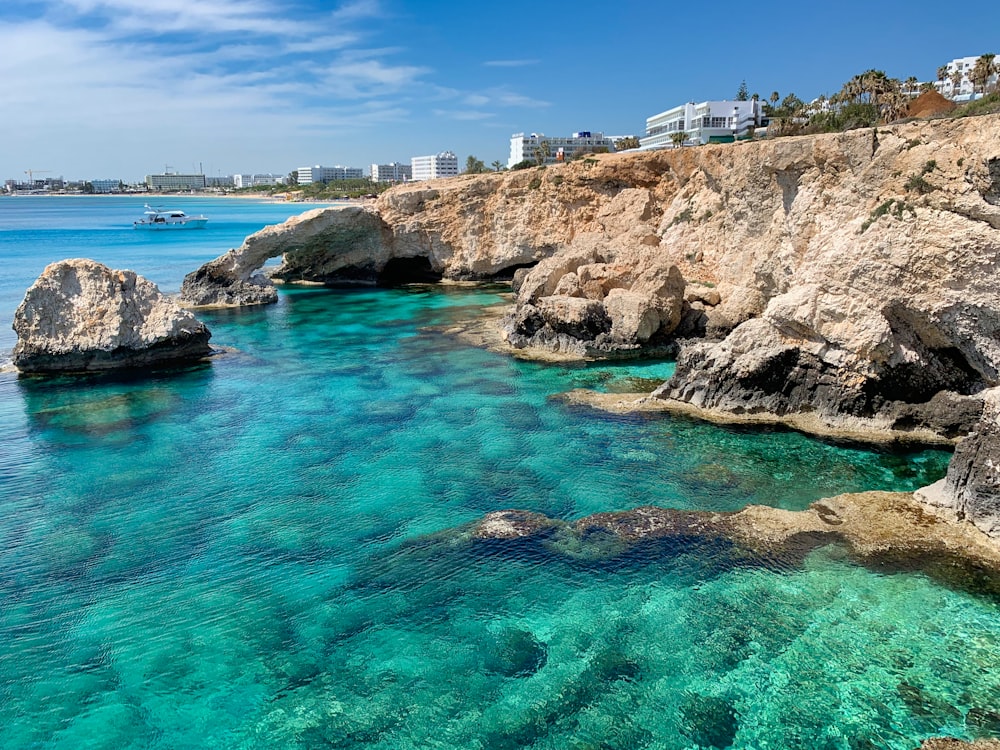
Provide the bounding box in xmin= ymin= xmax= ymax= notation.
xmin=1 ymin=199 xmax=997 ymax=749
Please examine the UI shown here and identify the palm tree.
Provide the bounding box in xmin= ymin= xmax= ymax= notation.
xmin=532 ymin=140 xmax=551 ymax=166
xmin=491 ymin=160 xmax=504 ymax=172
xmin=971 ymin=53 xmax=997 ymax=94
xmin=951 ymin=69 xmax=964 ymax=96
xmin=936 ymin=65 xmax=949 ymax=83
xmin=669 ymin=131 xmax=689 ymax=148
xmin=904 ymin=76 xmax=919 ymax=97
xmin=769 ymin=91 xmax=780 ymax=106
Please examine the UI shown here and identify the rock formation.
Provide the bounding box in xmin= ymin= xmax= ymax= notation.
xmin=13 ymin=259 xmax=211 ymax=373
xmin=181 ymin=114 xmax=1000 ymax=535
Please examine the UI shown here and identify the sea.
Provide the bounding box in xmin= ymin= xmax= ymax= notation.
xmin=0 ymin=195 xmax=997 ymax=749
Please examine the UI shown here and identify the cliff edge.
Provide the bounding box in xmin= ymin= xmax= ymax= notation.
xmin=182 ymin=113 xmax=1000 ymax=535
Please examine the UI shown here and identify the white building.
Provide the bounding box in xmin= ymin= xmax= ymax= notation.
xmin=507 ymin=131 xmax=615 ymax=168
xmin=640 ymin=100 xmax=767 ymax=150
xmin=234 ymin=173 xmax=283 ymax=188
xmin=934 ymin=55 xmax=998 ymax=101
xmin=371 ymin=162 xmax=412 ymax=183
xmin=297 ymin=165 xmax=365 ymax=184
xmin=411 ymin=152 xmax=459 ymax=181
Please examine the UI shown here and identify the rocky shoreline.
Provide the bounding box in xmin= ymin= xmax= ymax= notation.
xmin=12 ymin=114 xmax=1000 ymax=553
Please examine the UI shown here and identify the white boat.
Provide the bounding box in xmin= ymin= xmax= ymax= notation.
xmin=133 ymin=204 xmax=208 ymax=229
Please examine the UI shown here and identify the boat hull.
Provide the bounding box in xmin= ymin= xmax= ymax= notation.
xmin=133 ymin=219 xmax=208 ymax=230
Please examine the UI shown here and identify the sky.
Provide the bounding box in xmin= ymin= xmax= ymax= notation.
xmin=1 ymin=0 xmax=998 ymax=183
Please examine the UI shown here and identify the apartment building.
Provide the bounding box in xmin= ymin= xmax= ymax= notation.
xmin=411 ymin=152 xmax=459 ymax=181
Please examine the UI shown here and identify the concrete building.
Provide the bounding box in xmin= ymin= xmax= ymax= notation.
xmin=640 ymin=100 xmax=767 ymax=149
xmin=371 ymin=162 xmax=412 ymax=183
xmin=934 ymin=55 xmax=998 ymax=101
xmin=297 ymin=165 xmax=365 ymax=184
xmin=90 ymin=179 xmax=120 ymax=194
xmin=145 ymin=173 xmax=207 ymax=191
xmin=234 ymin=173 xmax=283 ymax=188
xmin=507 ymin=132 xmax=615 ymax=168
xmin=411 ymin=152 xmax=459 ymax=181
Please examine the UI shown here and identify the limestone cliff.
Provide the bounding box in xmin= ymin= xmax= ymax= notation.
xmin=13 ymin=259 xmax=212 ymax=373
xmin=181 ymin=114 xmax=1000 ymax=534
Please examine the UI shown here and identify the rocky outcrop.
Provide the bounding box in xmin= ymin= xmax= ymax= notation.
xmin=471 ymin=491 xmax=1000 ymax=595
xmin=917 ymin=392 xmax=1000 ymax=538
xmin=12 ymin=259 xmax=211 ymax=373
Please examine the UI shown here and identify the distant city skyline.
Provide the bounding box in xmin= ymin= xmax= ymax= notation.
xmin=1 ymin=0 xmax=998 ymax=182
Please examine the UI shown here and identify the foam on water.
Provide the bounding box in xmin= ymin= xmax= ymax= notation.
xmin=0 ymin=199 xmax=997 ymax=749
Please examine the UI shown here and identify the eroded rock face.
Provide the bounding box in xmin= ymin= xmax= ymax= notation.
xmin=13 ymin=259 xmax=211 ymax=372
xmin=653 ymin=286 xmax=987 ymax=437
xmin=920 ymin=395 xmax=1000 ymax=537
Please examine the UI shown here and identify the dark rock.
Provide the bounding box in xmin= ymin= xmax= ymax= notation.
xmin=940 ymin=415 xmax=1000 ymax=536
xmin=482 ymin=627 xmax=548 ymax=678
xmin=180 ymin=257 xmax=277 ymax=306
xmin=678 ymin=692 xmax=739 ymax=749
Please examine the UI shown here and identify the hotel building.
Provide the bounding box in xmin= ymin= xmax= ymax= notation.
xmin=640 ymin=100 xmax=767 ymax=150
xmin=145 ymin=173 xmax=206 ymax=191
xmin=410 ymin=152 xmax=459 ymax=181
xmin=934 ymin=55 xmax=998 ymax=101
xmin=371 ymin=162 xmax=413 ymax=183
xmin=507 ymin=131 xmax=615 ymax=168
xmin=297 ymin=165 xmax=365 ymax=184
xmin=234 ymin=174 xmax=283 ymax=188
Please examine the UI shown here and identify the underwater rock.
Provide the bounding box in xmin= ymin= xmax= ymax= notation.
xmin=12 ymin=259 xmax=211 ymax=373
xmin=481 ymin=627 xmax=548 ymax=678
xmin=678 ymin=692 xmax=739 ymax=749
xmin=471 ymin=493 xmax=1000 ymax=595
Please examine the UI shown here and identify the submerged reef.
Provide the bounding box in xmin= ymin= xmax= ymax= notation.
xmin=471 ymin=492 xmax=1000 ymax=597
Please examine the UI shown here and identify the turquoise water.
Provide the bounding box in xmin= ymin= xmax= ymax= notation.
xmin=1 ymin=198 xmax=998 ymax=749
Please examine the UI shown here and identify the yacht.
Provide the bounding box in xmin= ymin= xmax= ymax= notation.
xmin=133 ymin=204 xmax=208 ymax=229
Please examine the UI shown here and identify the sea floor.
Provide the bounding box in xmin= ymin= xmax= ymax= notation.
xmin=1 ymin=284 xmax=995 ymax=749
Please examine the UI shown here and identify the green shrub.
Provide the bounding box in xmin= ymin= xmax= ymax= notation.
xmin=861 ymin=199 xmax=914 ymax=232
xmin=904 ymin=174 xmax=935 ymax=194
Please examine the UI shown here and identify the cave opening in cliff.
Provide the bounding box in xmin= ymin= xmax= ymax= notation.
xmin=492 ymin=262 xmax=538 ymax=280
xmin=377 ymin=256 xmax=443 ymax=286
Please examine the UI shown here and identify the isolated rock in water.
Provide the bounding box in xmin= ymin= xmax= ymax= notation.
xmin=12 ymin=259 xmax=211 ymax=373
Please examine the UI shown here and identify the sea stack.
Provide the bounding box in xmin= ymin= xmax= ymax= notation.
xmin=12 ymin=258 xmax=212 ymax=373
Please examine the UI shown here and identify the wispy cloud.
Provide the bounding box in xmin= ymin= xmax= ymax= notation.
xmin=432 ymin=110 xmax=496 ymax=122
xmin=0 ymin=0 xmax=547 ymax=177
xmin=483 ymin=59 xmax=540 ymax=68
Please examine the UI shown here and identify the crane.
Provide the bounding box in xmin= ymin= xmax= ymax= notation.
xmin=24 ymin=169 xmax=51 ymax=184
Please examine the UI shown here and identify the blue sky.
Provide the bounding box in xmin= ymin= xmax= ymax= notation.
xmin=1 ymin=0 xmax=998 ymax=182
